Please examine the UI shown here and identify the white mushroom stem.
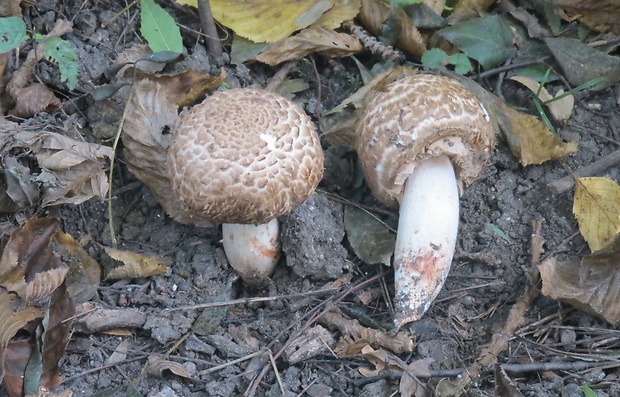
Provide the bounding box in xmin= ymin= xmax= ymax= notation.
xmin=222 ymin=219 xmax=281 ymax=288
xmin=393 ymin=154 xmax=460 ymax=328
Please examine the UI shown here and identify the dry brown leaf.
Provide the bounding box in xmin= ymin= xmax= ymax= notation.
xmin=52 ymin=231 xmax=101 ymax=305
xmin=0 ymin=0 xmax=22 ymax=17
xmin=256 ymin=26 xmax=362 ymax=66
xmin=0 ymin=292 xmax=44 ymax=346
xmin=2 ymin=156 xmax=40 ymax=211
xmin=103 ymin=247 xmax=168 ymax=280
xmin=400 ymin=358 xmax=433 ymax=397
xmin=147 ymin=354 xmax=193 ymax=379
xmin=358 ymin=0 xmax=426 ymax=57
xmin=495 ymin=365 xmax=526 ymax=397
xmin=539 ymin=238 xmax=620 ymax=324
xmin=448 ymin=0 xmax=497 ymax=23
xmin=552 ymin=0 xmax=620 ymax=34
xmin=359 ymin=345 xmax=403 ymax=377
xmin=319 ymin=305 xmax=414 ymax=354
xmin=15 ymin=130 xmax=113 ymax=206
xmin=127 ymin=68 xmax=226 ymax=108
xmin=573 ymin=177 xmax=620 ymax=252
xmin=105 ymin=339 xmax=129 ymax=365
xmin=122 ymin=79 xmax=212 ymax=227
xmin=284 ymin=325 xmax=335 ymax=364
xmin=9 ymin=84 xmax=61 ymax=118
xmin=26 ymin=266 xmax=69 ymax=302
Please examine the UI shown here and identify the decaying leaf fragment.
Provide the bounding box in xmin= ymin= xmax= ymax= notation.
xmin=552 ymin=0 xmax=620 ymax=34
xmin=539 ymin=233 xmax=620 ymax=324
xmin=0 ymin=218 xmax=76 ymax=396
xmin=147 ymin=355 xmax=193 ymax=379
xmin=573 ymin=177 xmax=620 ymax=252
xmin=358 ymin=0 xmax=426 ymax=57
xmin=14 ymin=130 xmax=113 ymax=206
xmin=9 ymin=84 xmax=62 ymax=119
xmin=103 ymin=246 xmax=168 ymax=280
xmin=256 ymin=25 xmax=362 ymax=65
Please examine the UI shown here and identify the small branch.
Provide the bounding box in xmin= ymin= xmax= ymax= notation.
xmin=547 ymin=150 xmax=620 ymax=194
xmin=196 ymin=0 xmax=223 ymax=60
xmin=265 ymin=61 xmax=296 ymax=92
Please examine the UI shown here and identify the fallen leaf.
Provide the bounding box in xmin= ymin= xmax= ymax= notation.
xmin=358 ymin=0 xmax=426 ymax=57
xmin=177 ymin=0 xmax=351 ymax=43
xmin=552 ymin=0 xmax=620 ymax=34
xmin=539 ymin=234 xmax=620 ymax=324
xmin=573 ymin=177 xmax=620 ymax=252
xmin=344 ymin=205 xmax=395 ymax=266
xmin=9 ymin=84 xmax=61 ymax=118
xmin=437 ymin=15 xmax=516 ymax=70
xmin=509 ymin=76 xmax=574 ymax=122
xmin=314 ymin=0 xmax=361 ymax=29
xmin=105 ymin=339 xmax=129 ymax=365
xmin=448 ymin=0 xmax=497 ymax=23
xmin=52 ymin=231 xmax=101 ymax=305
xmin=122 ymin=79 xmax=212 ymax=227
xmin=103 ymin=247 xmax=168 ymax=280
xmin=2 ymin=156 xmax=40 ymax=211
xmin=256 ymin=26 xmax=362 ymax=65
xmin=544 ymin=37 xmax=620 ymax=90
xmin=14 ymin=130 xmax=114 ymax=206
xmin=26 ymin=266 xmax=69 ymax=302
xmin=495 ymin=365 xmax=526 ymax=397
xmin=400 ymin=358 xmax=433 ymax=397
xmin=359 ymin=345 xmax=402 ymax=377
xmin=147 ymin=355 xmax=193 ymax=378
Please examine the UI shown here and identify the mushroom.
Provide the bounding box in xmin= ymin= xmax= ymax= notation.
xmin=356 ymin=74 xmax=494 ymax=328
xmin=167 ymin=88 xmax=324 ymax=287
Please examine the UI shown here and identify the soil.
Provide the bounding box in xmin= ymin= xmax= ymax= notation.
xmin=2 ymin=1 xmax=620 ymax=397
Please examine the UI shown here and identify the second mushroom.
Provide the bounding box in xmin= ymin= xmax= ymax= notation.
xmin=356 ymin=74 xmax=494 ymax=328
xmin=167 ymin=88 xmax=324 ymax=288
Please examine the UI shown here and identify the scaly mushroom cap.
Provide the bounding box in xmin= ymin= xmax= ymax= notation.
xmin=167 ymin=89 xmax=324 ymax=224
xmin=356 ymin=74 xmax=494 ymax=208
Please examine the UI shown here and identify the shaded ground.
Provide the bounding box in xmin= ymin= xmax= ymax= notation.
xmin=2 ymin=1 xmax=620 ymax=396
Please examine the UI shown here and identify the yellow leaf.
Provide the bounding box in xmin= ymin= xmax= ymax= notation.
xmin=177 ymin=0 xmax=349 ymax=43
xmin=449 ymin=0 xmax=497 ymax=23
xmin=494 ymin=102 xmax=578 ymax=165
xmin=573 ymin=177 xmax=620 ymax=252
xmin=103 ymin=247 xmax=168 ymax=280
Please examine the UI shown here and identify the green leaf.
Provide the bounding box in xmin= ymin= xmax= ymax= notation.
xmin=0 ymin=16 xmax=27 ymax=53
xmin=544 ymin=37 xmax=620 ymax=90
xmin=344 ymin=206 xmax=395 ymax=266
xmin=580 ymin=386 xmax=597 ymax=397
xmin=449 ymin=53 xmax=471 ymax=75
xmin=437 ymin=15 xmax=516 ymax=70
xmin=140 ymin=0 xmax=183 ymax=53
xmin=43 ymin=37 xmax=78 ymax=90
xmin=421 ymin=48 xmax=448 ymax=70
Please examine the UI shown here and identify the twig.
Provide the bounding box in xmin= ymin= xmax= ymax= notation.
xmin=265 ymin=61 xmax=297 ymax=92
xmin=198 ymin=349 xmax=267 ymax=376
xmin=547 ymin=149 xmax=620 ymax=194
xmin=163 ymin=288 xmax=339 ymax=312
xmin=196 ymin=0 xmax=223 ymax=60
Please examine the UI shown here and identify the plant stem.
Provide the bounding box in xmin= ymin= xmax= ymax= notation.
xmin=196 ymin=0 xmax=223 ymax=59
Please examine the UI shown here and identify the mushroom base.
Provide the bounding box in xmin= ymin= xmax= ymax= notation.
xmin=222 ymin=219 xmax=281 ymax=288
xmin=393 ymin=155 xmax=460 ymax=328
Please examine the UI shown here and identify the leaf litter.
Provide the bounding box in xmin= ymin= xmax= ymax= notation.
xmin=1 ymin=0 xmax=620 ymax=395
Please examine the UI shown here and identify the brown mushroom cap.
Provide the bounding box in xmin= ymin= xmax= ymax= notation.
xmin=356 ymin=74 xmax=494 ymax=208
xmin=167 ymin=88 xmax=324 ymax=225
